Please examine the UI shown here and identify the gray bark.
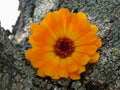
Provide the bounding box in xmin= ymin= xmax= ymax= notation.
xmin=0 ymin=0 xmax=120 ymax=90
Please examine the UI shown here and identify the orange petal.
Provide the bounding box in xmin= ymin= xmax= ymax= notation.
xmin=28 ymin=35 xmax=41 ymax=47
xmin=59 ymin=8 xmax=70 ymax=35
xmin=58 ymin=60 xmax=68 ymax=78
xmin=31 ymin=58 xmax=49 ymax=68
xmin=29 ymin=27 xmax=55 ymax=47
xmin=77 ymin=12 xmax=87 ymax=21
xmin=37 ymin=68 xmax=46 ymax=78
xmin=51 ymin=75 xmax=60 ymax=80
xmin=74 ymin=32 xmax=98 ymax=46
xmin=40 ymin=56 xmax=60 ymax=76
xmin=25 ymin=47 xmax=53 ymax=59
xmin=66 ymin=57 xmax=78 ymax=73
xmin=71 ymin=52 xmax=90 ymax=66
xmin=69 ymin=72 xmax=80 ymax=80
xmin=25 ymin=8 xmax=102 ymax=80
xmin=59 ymin=8 xmax=70 ymax=19
xmin=90 ymin=24 xmax=98 ymax=32
xmin=30 ymin=23 xmax=41 ymax=33
xmin=69 ymin=66 xmax=85 ymax=80
xmin=42 ymin=10 xmax=68 ymax=38
xmin=65 ymin=12 xmax=91 ymax=40
xmin=29 ymin=35 xmax=52 ymax=48
xmin=28 ymin=51 xmax=55 ymax=68
xmin=25 ymin=48 xmax=41 ymax=62
xmin=95 ymin=38 xmax=102 ymax=48
xmin=75 ymin=66 xmax=86 ymax=74
xmin=76 ymin=54 xmax=90 ymax=66
xmin=75 ymin=45 xmax=97 ymax=55
xmin=89 ymin=53 xmax=100 ymax=63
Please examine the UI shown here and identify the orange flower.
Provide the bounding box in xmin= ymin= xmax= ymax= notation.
xmin=25 ymin=8 xmax=102 ymax=80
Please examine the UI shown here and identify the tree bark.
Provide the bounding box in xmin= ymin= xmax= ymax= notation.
xmin=0 ymin=0 xmax=120 ymax=90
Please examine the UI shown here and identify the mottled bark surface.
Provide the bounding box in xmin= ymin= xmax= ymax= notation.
xmin=0 ymin=0 xmax=120 ymax=90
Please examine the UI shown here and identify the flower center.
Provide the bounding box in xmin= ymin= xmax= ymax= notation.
xmin=54 ymin=37 xmax=75 ymax=58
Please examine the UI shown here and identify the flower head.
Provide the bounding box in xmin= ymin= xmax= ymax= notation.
xmin=25 ymin=8 xmax=102 ymax=80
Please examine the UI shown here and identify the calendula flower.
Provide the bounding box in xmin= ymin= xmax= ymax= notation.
xmin=25 ymin=8 xmax=102 ymax=80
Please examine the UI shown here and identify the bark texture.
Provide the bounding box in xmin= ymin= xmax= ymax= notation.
xmin=0 ymin=0 xmax=120 ymax=90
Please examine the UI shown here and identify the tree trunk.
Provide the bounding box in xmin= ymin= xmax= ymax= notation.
xmin=0 ymin=0 xmax=120 ymax=90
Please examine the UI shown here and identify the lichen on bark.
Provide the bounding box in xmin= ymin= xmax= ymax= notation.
xmin=0 ymin=0 xmax=120 ymax=90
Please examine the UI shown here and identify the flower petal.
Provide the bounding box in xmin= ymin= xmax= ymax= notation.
xmin=74 ymin=32 xmax=98 ymax=46
xmin=30 ymin=23 xmax=41 ymax=33
xmin=71 ymin=52 xmax=90 ymax=66
xmin=37 ymin=68 xmax=46 ymax=78
xmin=40 ymin=56 xmax=60 ymax=76
xmin=65 ymin=57 xmax=78 ymax=73
xmin=77 ymin=55 xmax=90 ymax=65
xmin=25 ymin=8 xmax=102 ymax=80
xmin=95 ymin=38 xmax=102 ymax=48
xmin=75 ymin=45 xmax=97 ymax=55
xmin=58 ymin=60 xmax=68 ymax=78
xmin=75 ymin=66 xmax=86 ymax=74
xmin=90 ymin=24 xmax=98 ymax=33
xmin=64 ymin=12 xmax=91 ymax=41
xmin=69 ymin=73 xmax=80 ymax=80
xmin=89 ymin=53 xmax=100 ymax=63
xmin=31 ymin=52 xmax=56 ymax=68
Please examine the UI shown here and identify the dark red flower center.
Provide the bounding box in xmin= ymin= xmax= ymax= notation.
xmin=54 ymin=37 xmax=75 ymax=58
